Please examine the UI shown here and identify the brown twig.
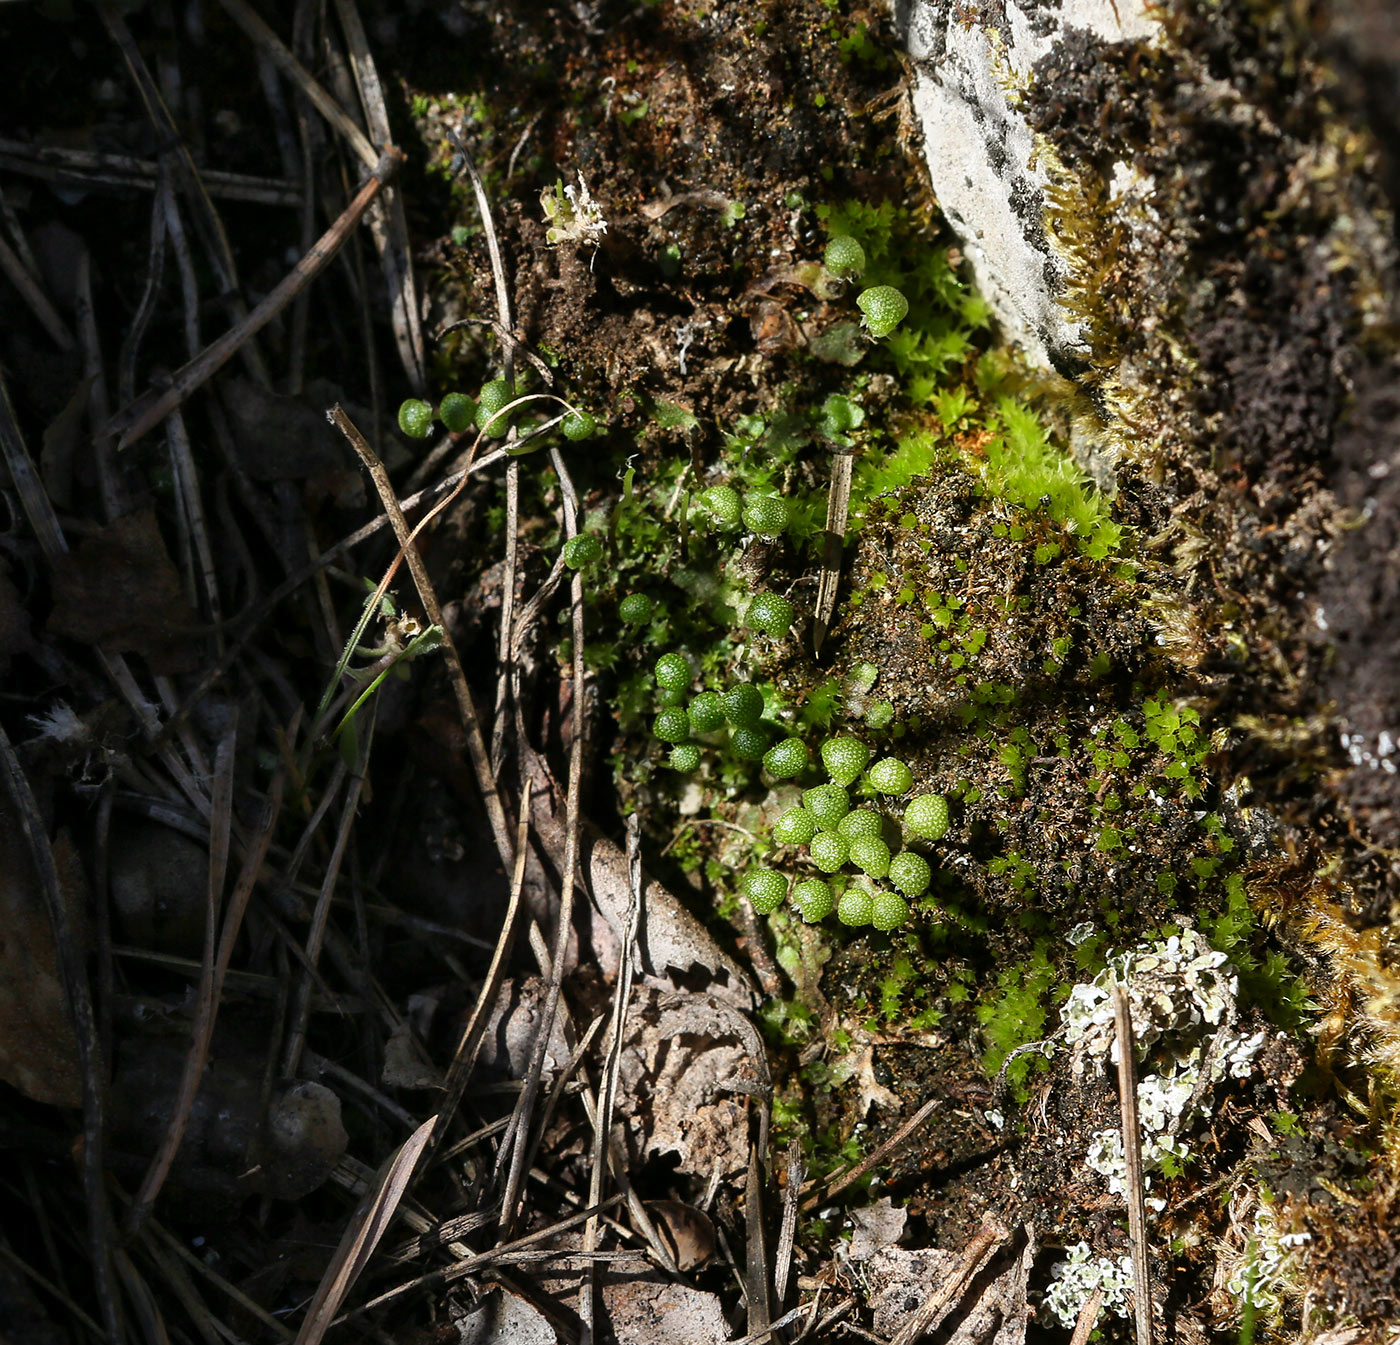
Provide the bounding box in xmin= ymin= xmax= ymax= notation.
xmin=1114 ymin=985 xmax=1155 ymax=1345
xmin=800 ymin=1095 xmax=940 ymax=1211
xmin=1069 ymin=1285 xmax=1106 ymax=1345
xmin=127 ymin=730 xmax=288 ymax=1232
xmin=888 ymin=1220 xmax=1010 ymax=1345
xmin=812 ymin=450 xmax=853 ymax=656
xmin=109 ymin=147 xmax=402 ymax=450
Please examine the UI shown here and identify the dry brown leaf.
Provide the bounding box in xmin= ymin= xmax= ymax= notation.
xmin=848 ymin=1196 xmax=909 ymax=1263
xmin=868 ymin=1228 xmax=1036 ymax=1345
xmin=0 ymin=798 xmax=84 ymax=1106
xmin=644 ymin=1200 xmax=717 ymax=1272
xmin=46 ymin=506 xmax=203 ymax=673
xmin=477 ymin=977 xmax=573 ymax=1080
xmin=618 ymin=989 xmax=758 ymax=1181
xmin=603 ymin=1273 xmax=732 ymax=1345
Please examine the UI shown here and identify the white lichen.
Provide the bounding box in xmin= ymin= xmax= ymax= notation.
xmin=1226 ymin=1199 xmax=1310 ymax=1318
xmin=1042 ymin=1241 xmax=1135 ymax=1327
xmin=540 ymin=173 xmax=608 ymax=247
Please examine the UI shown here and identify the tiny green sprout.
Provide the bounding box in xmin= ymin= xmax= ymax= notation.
xmin=562 ymin=408 xmax=597 ymax=440
xmin=722 ymin=683 xmax=765 ymax=727
xmin=790 ymin=877 xmax=835 ymax=923
xmin=867 ymin=757 xmax=914 ymax=795
xmin=618 ymin=593 xmax=654 ymax=625
xmin=397 ymin=398 xmax=434 ymax=439
xmin=822 ymin=736 xmax=870 ymax=785
xmin=888 ymin=851 xmax=932 ymax=898
xmin=742 ymin=493 xmax=792 ymax=539
xmin=803 ymin=783 xmax=851 ymax=831
xmin=747 ymin=592 xmax=795 ymax=640
xmin=730 ymin=726 xmax=770 ymax=761
xmin=654 ymin=653 xmax=691 ymax=692
xmin=837 ymin=887 xmax=874 ymax=927
xmin=824 ymin=234 xmax=866 ymax=276
xmin=809 ymin=831 xmax=850 ymax=873
xmin=652 ymin=708 xmax=690 ymax=743
xmin=849 ymin=836 xmax=891 ymax=878
xmin=743 ymin=869 xmax=787 ymax=915
xmin=477 ymin=379 xmax=515 ymax=436
xmin=562 ymin=534 xmax=603 ymax=569
xmin=438 ymin=393 xmax=476 ymax=434
xmin=700 ymin=485 xmax=743 ymax=526
xmin=837 ymin=808 xmax=883 ymax=841
xmin=655 ymin=686 xmax=686 ymax=707
xmin=773 ymin=806 xmax=818 ymax=846
xmin=669 ymin=743 xmax=702 ymax=772
xmin=764 ymin=737 xmax=808 ymax=779
xmin=857 ymin=285 xmax=909 ymax=338
xmin=905 ymin=793 xmax=951 ymax=841
xmin=870 ymin=890 xmax=911 ymax=932
xmin=687 ymin=691 xmax=726 ymax=734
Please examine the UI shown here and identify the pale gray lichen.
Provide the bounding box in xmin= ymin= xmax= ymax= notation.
xmin=1042 ymin=1241 xmax=1135 ymax=1327
xmin=1225 ymin=1199 xmax=1310 ymax=1318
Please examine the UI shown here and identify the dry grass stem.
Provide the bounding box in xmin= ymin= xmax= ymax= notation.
xmin=800 ymin=1095 xmax=940 ymax=1211
xmin=110 ymin=148 xmax=401 ymax=450
xmin=812 ymin=450 xmax=853 ymax=656
xmin=1113 ymin=985 xmax=1156 ymax=1345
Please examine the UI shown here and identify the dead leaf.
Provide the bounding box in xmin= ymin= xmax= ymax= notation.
xmin=618 ymin=988 xmax=758 ymax=1181
xmin=0 ymin=798 xmax=85 ymax=1106
xmin=380 ymin=1020 xmax=443 ymax=1091
xmin=532 ymin=798 xmax=757 ymax=1010
xmin=868 ymin=1227 xmax=1036 ymax=1345
xmin=454 ymin=1286 xmax=556 ymax=1344
xmin=478 ymin=977 xmax=572 ymax=1079
xmin=644 ymin=1200 xmax=716 ymax=1272
xmin=47 ymin=506 xmax=204 ymax=673
xmin=603 ymin=1273 xmax=732 ymax=1345
xmin=848 ymin=1196 xmax=908 ymax=1263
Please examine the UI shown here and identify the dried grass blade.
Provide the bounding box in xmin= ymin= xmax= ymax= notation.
xmin=772 ymin=1139 xmax=805 ymax=1316
xmin=888 ymin=1219 xmax=1010 ymax=1345
xmin=331 ymin=0 xmax=425 ymax=387
xmin=812 ymin=452 xmax=852 ymax=656
xmin=1113 ymin=986 xmax=1155 ymax=1345
xmin=292 ymin=1115 xmax=437 ymax=1345
xmin=109 ymin=149 xmax=401 ymax=451
xmin=215 ymin=0 xmax=378 ymax=170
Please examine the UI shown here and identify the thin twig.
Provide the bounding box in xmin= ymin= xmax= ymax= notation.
xmin=127 ymin=732 xmax=289 ymax=1231
xmin=1114 ymin=985 xmax=1155 ymax=1345
xmin=328 ymin=406 xmax=515 ymax=874
xmin=216 ymin=0 xmax=379 ymax=170
xmin=888 ymin=1220 xmax=1010 ymax=1345
xmin=109 ymin=147 xmax=402 ymax=450
xmin=1069 ymin=1286 xmax=1106 ymax=1345
xmin=813 ymin=451 xmax=853 ymax=656
xmin=580 ymin=815 xmax=644 ymax=1340
xmin=800 ymin=1095 xmax=940 ymax=1211
xmin=773 ymin=1139 xmax=806 ymax=1318
xmin=0 ymin=228 xmax=74 ymax=350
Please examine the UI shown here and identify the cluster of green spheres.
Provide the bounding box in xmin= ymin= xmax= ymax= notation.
xmin=698 ymin=485 xmax=794 ymax=541
xmin=741 ymin=733 xmax=951 ymax=934
xmin=396 ymin=390 xmax=598 ymax=443
xmin=647 ymin=654 xmax=812 ymax=777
